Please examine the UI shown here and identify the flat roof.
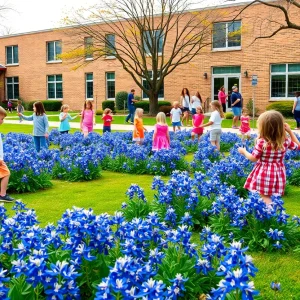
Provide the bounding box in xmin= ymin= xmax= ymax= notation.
xmin=0 ymin=0 xmax=276 ymax=39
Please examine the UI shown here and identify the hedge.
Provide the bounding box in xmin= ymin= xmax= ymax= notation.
xmin=266 ymin=101 xmax=293 ymax=118
xmin=23 ymin=100 xmax=62 ymax=111
xmin=225 ymin=112 xmax=234 ymax=119
xmin=159 ymin=105 xmax=172 ymax=115
xmin=116 ymin=91 xmax=128 ymax=110
xmin=134 ymin=101 xmax=172 ymax=112
xmin=102 ymin=100 xmax=115 ymax=112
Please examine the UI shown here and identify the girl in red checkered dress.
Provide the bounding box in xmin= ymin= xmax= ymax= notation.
xmin=238 ymin=110 xmax=300 ymax=205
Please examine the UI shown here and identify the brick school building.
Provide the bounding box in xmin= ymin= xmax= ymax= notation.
xmin=0 ymin=0 xmax=299 ymax=111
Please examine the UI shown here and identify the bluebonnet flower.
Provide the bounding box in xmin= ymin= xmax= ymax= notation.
xmin=0 ymin=268 xmax=9 ymax=300
xmin=270 ymin=281 xmax=281 ymax=291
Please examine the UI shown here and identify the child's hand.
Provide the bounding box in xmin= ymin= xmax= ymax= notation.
xmin=238 ymin=147 xmax=246 ymax=155
xmin=45 ymin=133 xmax=49 ymax=139
xmin=17 ymin=113 xmax=22 ymax=116
xmin=284 ymin=123 xmax=292 ymax=133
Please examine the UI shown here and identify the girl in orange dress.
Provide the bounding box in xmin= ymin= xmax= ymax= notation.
xmin=133 ymin=108 xmax=148 ymax=145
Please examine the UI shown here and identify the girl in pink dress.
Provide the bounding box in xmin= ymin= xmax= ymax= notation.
xmin=80 ymin=100 xmax=95 ymax=137
xmin=152 ymin=112 xmax=170 ymax=151
xmin=191 ymin=106 xmax=204 ymax=141
xmin=239 ymin=108 xmax=251 ymax=141
xmin=238 ymin=110 xmax=300 ymax=205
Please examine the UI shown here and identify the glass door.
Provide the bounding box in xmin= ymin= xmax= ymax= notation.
xmin=213 ymin=77 xmax=225 ymax=100
xmin=227 ymin=77 xmax=240 ymax=108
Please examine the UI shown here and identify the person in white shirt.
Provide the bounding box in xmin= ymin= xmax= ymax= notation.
xmin=180 ymin=88 xmax=191 ymax=126
xmin=191 ymin=91 xmax=202 ymax=115
xmin=201 ymin=100 xmax=224 ymax=150
xmin=170 ymin=101 xmax=182 ymax=132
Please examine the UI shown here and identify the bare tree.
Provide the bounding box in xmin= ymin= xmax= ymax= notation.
xmin=62 ymin=0 xmax=219 ymax=114
xmin=236 ymin=0 xmax=300 ymax=41
xmin=0 ymin=2 xmax=14 ymax=36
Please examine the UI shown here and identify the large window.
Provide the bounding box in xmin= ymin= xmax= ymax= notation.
xmin=84 ymin=37 xmax=93 ymax=60
xmin=143 ymin=30 xmax=163 ymax=55
xmin=47 ymin=41 xmax=62 ymax=62
xmin=106 ymin=72 xmax=115 ymax=99
xmin=47 ymin=75 xmax=63 ymax=99
xmin=271 ymin=63 xmax=300 ymax=98
xmin=142 ymin=71 xmax=164 ymax=99
xmin=213 ymin=21 xmax=241 ymax=50
xmin=6 ymin=46 xmax=19 ymax=65
xmin=86 ymin=73 xmax=93 ymax=99
xmin=105 ymin=34 xmax=116 ymax=57
xmin=6 ymin=77 xmax=19 ymax=99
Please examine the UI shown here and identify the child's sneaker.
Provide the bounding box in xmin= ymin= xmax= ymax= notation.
xmin=0 ymin=194 xmax=15 ymax=202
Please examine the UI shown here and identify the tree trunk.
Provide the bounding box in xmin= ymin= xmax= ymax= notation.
xmin=149 ymin=92 xmax=159 ymax=116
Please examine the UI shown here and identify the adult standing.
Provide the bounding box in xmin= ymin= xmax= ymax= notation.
xmin=181 ymin=88 xmax=191 ymax=126
xmin=126 ymin=89 xmax=138 ymax=124
xmin=191 ymin=91 xmax=202 ymax=115
xmin=218 ymin=86 xmax=227 ymax=113
xmin=230 ymin=86 xmax=242 ymax=129
xmin=292 ymin=91 xmax=300 ymax=130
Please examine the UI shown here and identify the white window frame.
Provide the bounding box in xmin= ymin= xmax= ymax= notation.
xmin=86 ymin=73 xmax=94 ymax=100
xmin=143 ymin=30 xmax=164 ymax=56
xmin=106 ymin=72 xmax=115 ymax=100
xmin=105 ymin=34 xmax=116 ymax=59
xmin=212 ymin=21 xmax=242 ymax=51
xmin=6 ymin=77 xmax=19 ymax=100
xmin=270 ymin=63 xmax=300 ymax=100
xmin=6 ymin=45 xmax=19 ymax=65
xmin=46 ymin=41 xmax=62 ymax=63
xmin=142 ymin=70 xmax=164 ymax=100
xmin=47 ymin=74 xmax=63 ymax=100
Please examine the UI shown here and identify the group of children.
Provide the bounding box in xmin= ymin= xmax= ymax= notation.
xmin=1 ymin=99 xmax=299 ymax=207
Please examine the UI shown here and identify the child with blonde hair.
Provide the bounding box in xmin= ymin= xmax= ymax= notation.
xmin=102 ymin=108 xmax=113 ymax=133
xmin=59 ymin=104 xmax=79 ymax=134
xmin=0 ymin=107 xmax=15 ymax=202
xmin=239 ymin=108 xmax=251 ymax=141
xmin=152 ymin=112 xmax=170 ymax=151
xmin=170 ymin=101 xmax=182 ymax=132
xmin=238 ymin=110 xmax=300 ymax=204
xmin=201 ymin=100 xmax=224 ymax=150
xmin=80 ymin=100 xmax=95 ymax=137
xmin=133 ymin=108 xmax=147 ymax=144
xmin=191 ymin=106 xmax=204 ymax=141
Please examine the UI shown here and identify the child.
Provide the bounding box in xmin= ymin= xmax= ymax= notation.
xmin=7 ymin=100 xmax=13 ymax=113
xmin=201 ymin=100 xmax=224 ymax=150
xmin=16 ymin=100 xmax=24 ymax=123
xmin=102 ymin=108 xmax=113 ymax=133
xmin=170 ymin=101 xmax=182 ymax=132
xmin=238 ymin=110 xmax=300 ymax=205
xmin=80 ymin=100 xmax=95 ymax=138
xmin=133 ymin=108 xmax=147 ymax=145
xmin=0 ymin=107 xmax=15 ymax=202
xmin=152 ymin=112 xmax=170 ymax=151
xmin=239 ymin=108 xmax=251 ymax=141
xmin=191 ymin=106 xmax=204 ymax=141
xmin=19 ymin=102 xmax=49 ymax=152
xmin=59 ymin=104 xmax=79 ymax=134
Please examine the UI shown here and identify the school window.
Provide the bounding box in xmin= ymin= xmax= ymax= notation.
xmin=143 ymin=30 xmax=164 ymax=55
xmin=106 ymin=72 xmax=115 ymax=99
xmin=6 ymin=77 xmax=19 ymax=99
xmin=47 ymin=75 xmax=63 ymax=99
xmin=270 ymin=63 xmax=300 ymax=98
xmin=86 ymin=73 xmax=93 ymax=99
xmin=47 ymin=41 xmax=62 ymax=62
xmin=105 ymin=34 xmax=116 ymax=57
xmin=6 ymin=45 xmax=19 ymax=65
xmin=84 ymin=37 xmax=93 ymax=60
xmin=142 ymin=71 xmax=164 ymax=99
xmin=212 ymin=21 xmax=241 ymax=50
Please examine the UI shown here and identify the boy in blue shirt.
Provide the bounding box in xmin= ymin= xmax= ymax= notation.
xmin=126 ymin=89 xmax=138 ymax=124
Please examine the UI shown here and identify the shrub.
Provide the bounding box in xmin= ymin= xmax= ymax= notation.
xmin=134 ymin=101 xmax=172 ymax=112
xmin=23 ymin=101 xmax=35 ymax=111
xmin=225 ymin=112 xmax=234 ymax=119
xmin=102 ymin=100 xmax=115 ymax=112
xmin=159 ymin=105 xmax=172 ymax=115
xmin=266 ymin=101 xmax=294 ymax=118
xmin=115 ymin=91 xmax=128 ymax=110
xmin=134 ymin=95 xmax=141 ymax=101
xmin=42 ymin=100 xmax=62 ymax=111
xmin=246 ymin=99 xmax=259 ymax=117
xmin=96 ymin=110 xmax=103 ymax=115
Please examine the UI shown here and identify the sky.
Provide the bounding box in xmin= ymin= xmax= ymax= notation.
xmin=0 ymin=0 xmax=249 ymax=35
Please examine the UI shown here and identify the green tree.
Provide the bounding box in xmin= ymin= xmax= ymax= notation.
xmin=62 ymin=0 xmax=218 ymax=115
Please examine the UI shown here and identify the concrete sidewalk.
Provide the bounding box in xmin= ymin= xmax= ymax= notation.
xmin=4 ymin=119 xmax=261 ymax=134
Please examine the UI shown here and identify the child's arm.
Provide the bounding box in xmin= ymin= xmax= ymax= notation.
xmin=201 ymin=121 xmax=213 ymax=128
xmin=19 ymin=114 xmax=33 ymax=121
xmin=152 ymin=126 xmax=157 ymax=141
xmin=238 ymin=147 xmax=258 ymax=162
xmin=60 ymin=113 xmax=68 ymax=121
xmin=44 ymin=115 xmax=49 ymax=138
xmin=166 ymin=129 xmax=170 ymax=145
xmin=285 ymin=123 xmax=300 ymax=145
